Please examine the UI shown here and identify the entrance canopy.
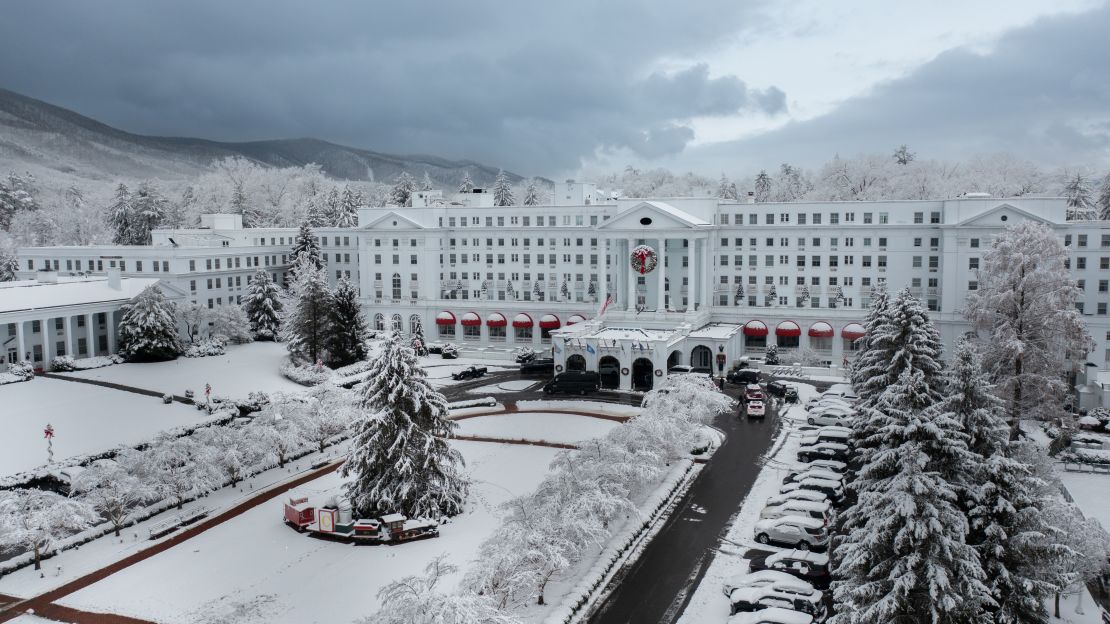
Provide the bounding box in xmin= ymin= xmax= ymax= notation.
xmin=539 ymin=314 xmax=561 ymax=329
xmin=566 ymin=314 xmax=586 ymax=325
xmin=842 ymin=323 xmax=866 ymax=340
xmin=512 ymin=313 xmax=533 ymax=328
xmin=486 ymin=313 xmax=507 ymax=328
xmin=435 ymin=311 xmax=455 ymax=326
xmin=743 ymin=320 xmax=768 ymax=337
xmin=775 ymin=321 xmax=801 ymax=337
xmin=460 ymin=312 xmax=481 ymax=327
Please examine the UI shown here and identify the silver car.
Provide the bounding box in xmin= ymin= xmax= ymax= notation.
xmin=760 ymin=499 xmax=832 ymax=522
xmin=754 ymin=515 xmax=829 ymax=550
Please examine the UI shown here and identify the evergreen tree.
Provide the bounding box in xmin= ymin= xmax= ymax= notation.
xmin=117 ymin=285 xmax=182 ymax=362
xmin=458 ymin=171 xmax=475 ymax=193
xmin=336 ymin=185 xmax=360 ymax=227
xmin=716 ymin=174 xmax=738 ymax=199
xmin=493 ymin=170 xmax=514 ymax=206
xmin=764 ymin=344 xmax=778 ymax=365
xmin=1063 ymin=172 xmax=1096 ymax=220
xmin=129 ymin=181 xmax=168 ymax=245
xmin=893 ymin=144 xmax=916 ymax=165
xmin=324 ymin=188 xmax=342 ymax=224
xmin=965 ymin=222 xmax=1092 ymax=433
xmin=290 ymin=222 xmax=323 ymax=273
xmin=855 ymin=287 xmax=944 ymax=407
xmin=326 ymin=277 xmax=369 ymax=367
xmin=523 ymin=180 xmax=541 ymax=206
xmin=342 ymin=331 xmax=468 ymax=518
xmin=282 ymin=254 xmax=332 ymax=364
xmin=107 ymin=183 xmax=133 ymax=245
xmin=1098 ymin=172 xmax=1110 ymax=221
xmin=560 ymin=280 xmax=571 ymax=301
xmin=390 ymin=172 xmax=417 ymax=207
xmin=939 ymin=339 xmax=1063 ymax=624
xmin=0 ymin=248 xmax=18 ymax=281
xmin=411 ymin=317 xmax=428 ymax=356
xmin=849 ymin=283 xmax=890 ymax=398
xmin=753 ymin=170 xmax=772 ymax=202
xmin=420 ymin=171 xmax=434 ymax=191
xmin=0 ymin=172 xmax=38 ymax=230
xmin=243 ymin=269 xmax=283 ymax=340
xmin=307 ymin=194 xmax=330 ymax=228
xmin=832 ymin=368 xmax=989 ymax=624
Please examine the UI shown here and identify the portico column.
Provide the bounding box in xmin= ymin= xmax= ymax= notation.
xmin=656 ymin=238 xmax=666 ymax=311
xmin=85 ymin=313 xmax=95 ymax=357
xmin=702 ymin=237 xmax=712 ymax=308
xmin=41 ymin=316 xmax=54 ymax=369
xmin=601 ymin=237 xmax=609 ymax=306
xmin=106 ymin=311 xmax=117 ymax=355
xmin=626 ymin=237 xmax=637 ymax=311
xmin=686 ymin=237 xmax=694 ymax=312
xmin=15 ymin=320 xmax=26 ymax=363
xmin=64 ymin=314 xmax=76 ymax=358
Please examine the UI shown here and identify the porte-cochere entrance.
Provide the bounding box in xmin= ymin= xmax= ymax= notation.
xmin=632 ymin=357 xmax=654 ymax=391
xmin=690 ymin=345 xmax=712 ymax=370
xmin=566 ymin=354 xmax=587 ymax=371
xmin=599 ymin=355 xmax=620 ymax=389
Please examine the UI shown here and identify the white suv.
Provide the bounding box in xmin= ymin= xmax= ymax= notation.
xmin=754 ymin=515 xmax=829 ymax=550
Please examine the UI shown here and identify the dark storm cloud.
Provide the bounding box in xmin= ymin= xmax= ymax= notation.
xmin=0 ymin=0 xmax=784 ymax=174
xmin=690 ymin=4 xmax=1110 ymax=171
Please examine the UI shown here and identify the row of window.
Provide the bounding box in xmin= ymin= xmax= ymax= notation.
xmin=439 ymin=214 xmax=602 ymax=228
xmin=718 ymin=210 xmax=897 ymax=226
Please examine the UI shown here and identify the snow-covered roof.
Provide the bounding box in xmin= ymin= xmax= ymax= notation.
xmin=633 ymin=201 xmax=711 ymax=226
xmin=581 ymin=326 xmax=676 ymax=341
xmin=688 ymin=323 xmax=741 ymax=340
xmin=0 ymin=277 xmax=166 ymax=315
xmin=380 ymin=513 xmax=406 ymax=523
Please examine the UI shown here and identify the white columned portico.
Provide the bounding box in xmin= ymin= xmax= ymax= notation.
xmin=702 ymin=237 xmax=712 ymax=308
xmin=41 ymin=316 xmax=54 ymax=368
xmin=656 ymin=238 xmax=666 ymax=311
xmin=64 ymin=315 xmax=76 ymax=358
xmin=15 ymin=320 xmax=26 ymax=362
xmin=601 ymin=237 xmax=610 ymax=307
xmin=85 ymin=313 xmax=95 ymax=357
xmin=626 ymin=237 xmax=636 ymax=311
xmin=686 ymin=237 xmax=695 ymax=311
xmin=106 ymin=312 xmax=117 ymax=355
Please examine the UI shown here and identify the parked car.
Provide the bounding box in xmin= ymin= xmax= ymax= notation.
xmin=728 ymin=368 xmax=761 ymax=385
xmin=797 ymin=442 xmax=851 ymax=463
xmin=450 ymin=366 xmax=487 ymax=381
xmin=727 ymin=584 xmax=823 ymax=619
xmin=766 ymin=380 xmax=789 ymax=397
xmin=722 ymin=569 xmax=819 ymax=600
xmin=746 ymin=384 xmax=765 ymax=401
xmin=822 ymin=384 xmax=859 ymax=402
xmin=749 ymin=549 xmax=831 ymax=589
xmin=784 ymin=467 xmax=844 ymax=486
xmin=519 ymin=358 xmax=555 ymax=375
xmin=805 ymin=412 xmax=853 ymax=427
xmin=727 ymin=606 xmax=814 ymax=624
xmin=799 ymin=428 xmax=852 ymax=447
xmin=766 ymin=490 xmax=830 ymax=507
xmin=784 ymin=386 xmax=800 ymax=403
xmin=780 ymin=477 xmax=844 ymax=504
xmin=514 ymin=350 xmax=537 ymax=364
xmin=747 ymin=400 xmax=766 ymax=418
xmin=760 ymin=499 xmax=832 ymax=523
xmin=543 ymin=371 xmax=601 ymax=395
xmin=806 ymin=396 xmax=853 ymax=410
xmin=755 ymin=515 xmax=829 ymax=551
xmin=803 ymin=458 xmax=847 ymax=474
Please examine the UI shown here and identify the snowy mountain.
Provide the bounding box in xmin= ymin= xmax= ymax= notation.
xmin=0 ymin=88 xmax=520 ymax=187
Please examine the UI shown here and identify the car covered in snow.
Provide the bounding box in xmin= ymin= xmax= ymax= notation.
xmin=799 ymin=429 xmax=852 ymax=448
xmin=747 ymin=400 xmax=767 ymax=418
xmin=784 ymin=467 xmax=844 ymax=486
xmin=766 ymin=489 xmax=831 ymax=507
xmin=450 ymin=366 xmax=488 ymax=381
xmin=797 ymin=442 xmax=851 ymax=463
xmin=727 ymin=583 xmax=824 ymax=619
xmin=805 ymin=411 xmax=854 ymax=428
xmin=745 ymin=384 xmax=765 ymax=402
xmin=749 ymin=549 xmax=831 ymax=588
xmin=806 ymin=396 xmax=854 ymax=411
xmin=780 ymin=477 xmax=844 ymax=504
xmin=727 ymin=368 xmax=761 ymax=385
xmin=760 ymin=499 xmax=832 ymax=523
xmin=727 ymin=606 xmax=814 ymax=624
xmin=800 ymin=458 xmax=847 ymax=474
xmin=754 ymin=516 xmax=829 ymax=550
xmin=784 ymin=385 xmax=800 ymax=403
xmin=722 ymin=569 xmax=819 ymax=600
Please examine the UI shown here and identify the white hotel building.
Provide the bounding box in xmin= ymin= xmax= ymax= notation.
xmin=14 ymin=188 xmax=1110 ymax=401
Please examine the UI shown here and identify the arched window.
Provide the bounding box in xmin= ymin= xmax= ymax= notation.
xmin=391 ymin=314 xmax=403 ymax=332
xmin=374 ymin=313 xmax=385 ymax=331
xmin=392 ymin=273 xmax=402 ymax=301
xmin=409 ymin=314 xmax=423 ymax=335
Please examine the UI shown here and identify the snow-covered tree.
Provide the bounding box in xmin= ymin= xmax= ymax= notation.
xmin=119 ymin=434 xmax=221 ymax=510
xmin=965 ymin=222 xmax=1092 ymax=434
xmin=855 ymin=287 xmax=944 ymax=407
xmin=1040 ymin=500 xmax=1110 ymax=619
xmin=368 ymin=555 xmax=522 ymax=624
xmin=209 ymin=305 xmax=253 ymax=344
xmin=716 ymin=173 xmax=737 ymax=200
xmin=247 ymin=394 xmax=310 ymax=467
xmin=832 ymin=369 xmax=989 ymax=624
xmin=290 ymin=222 xmax=323 ymax=272
xmin=893 ymin=144 xmax=916 ymax=165
xmin=410 ymin=316 xmax=428 ymax=355
xmin=177 ymin=303 xmax=208 ymax=344
xmin=1063 ymin=172 xmax=1096 ymax=220
xmin=849 ymin=283 xmax=889 ymax=395
xmin=0 ymin=489 xmax=98 ymax=570
xmin=0 ymin=246 xmax=20 ymax=281
xmin=194 ymin=425 xmax=268 ymax=487
xmin=107 ymin=183 xmax=133 ymax=245
xmin=522 ymin=180 xmax=541 ymax=206
xmin=764 ymin=344 xmax=778 ymax=365
xmin=71 ymin=460 xmax=156 ymax=538
xmin=753 ymin=170 xmax=772 ymax=202
xmin=342 ymin=331 xmax=467 ymax=518
xmin=458 ymin=171 xmax=475 ymax=193
xmin=390 ymin=172 xmax=417 ymax=207
xmin=297 ymin=384 xmax=355 ymax=453
xmin=0 ymin=172 xmax=37 ymax=231
xmin=532 ymin=281 xmax=542 ymax=301
xmin=493 ymin=170 xmax=514 ymax=206
xmin=326 ymin=277 xmax=369 ymax=367
xmin=243 ymin=269 xmax=283 ymax=340
xmin=335 ymin=186 xmax=361 ymax=228
xmin=419 ymin=171 xmax=434 ymax=192
xmin=734 ymin=283 xmax=744 ymax=305
xmin=282 ymin=254 xmax=332 ymax=364
xmin=773 ymin=164 xmax=811 ymax=202
xmin=560 ymin=280 xmax=571 ymax=301
xmin=1097 ymin=172 xmax=1110 ymax=221
xmin=117 ymin=285 xmax=181 ymax=362
xmin=128 ymin=181 xmax=168 ymax=245
xmin=307 ymin=194 xmax=330 ymax=227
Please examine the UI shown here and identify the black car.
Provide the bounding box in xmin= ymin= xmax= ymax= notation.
xmin=784 ymin=386 xmax=800 ymax=403
xmin=766 ymin=380 xmax=788 ymax=397
xmin=451 ymin=366 xmax=487 ymax=381
xmin=519 ymin=358 xmax=555 ymax=375
xmin=727 ymin=368 xmax=761 ymax=385
xmin=543 ymin=371 xmax=601 ymax=395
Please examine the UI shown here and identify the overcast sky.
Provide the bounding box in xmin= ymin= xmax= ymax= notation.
xmin=1 ymin=1 xmax=1107 ymax=178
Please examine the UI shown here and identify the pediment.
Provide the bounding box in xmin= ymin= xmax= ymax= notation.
xmin=360 ymin=211 xmax=426 ymax=230
xmin=598 ymin=201 xmax=710 ymax=231
xmin=956 ymin=203 xmax=1052 ymax=227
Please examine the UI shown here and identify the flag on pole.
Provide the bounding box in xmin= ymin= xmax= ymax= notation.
xmin=597 ymin=293 xmax=614 ymax=318
xmin=586 ymin=343 xmax=596 ymax=354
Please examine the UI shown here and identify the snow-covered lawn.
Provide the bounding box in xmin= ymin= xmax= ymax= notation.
xmin=61 ymin=341 xmax=305 ymax=399
xmin=465 ymin=379 xmax=542 ymax=394
xmin=0 ymin=377 xmax=209 ymax=477
xmin=60 ymin=441 xmax=561 ymax=624
xmin=454 ymin=412 xmax=619 ymax=445
xmin=1062 ymin=471 xmax=1110 ymax=531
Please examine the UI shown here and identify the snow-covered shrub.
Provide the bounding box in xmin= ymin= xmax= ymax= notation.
xmin=210 ymin=305 xmax=253 ymax=345
xmin=280 ymin=360 xmax=333 ymax=386
xmin=51 ymin=355 xmax=77 ymax=371
xmin=764 ymin=344 xmax=779 ymax=365
xmin=183 ymin=338 xmax=226 ymax=358
xmin=426 ymin=342 xmax=444 ymax=354
xmin=1 ymin=361 xmax=35 ymax=384
xmin=776 ymin=347 xmax=827 ymax=367
xmin=0 ymin=489 xmax=100 ymax=571
xmin=185 ymin=389 xmax=195 ymax=400
xmin=117 ymin=285 xmax=182 ymax=362
xmin=441 ymin=343 xmax=459 ymax=359
xmin=161 ymin=394 xmax=172 ymax=404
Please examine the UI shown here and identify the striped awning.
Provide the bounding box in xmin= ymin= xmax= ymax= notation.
xmin=460 ymin=312 xmax=481 ymax=327
xmin=435 ymin=311 xmax=455 ymax=326
xmin=486 ymin=313 xmax=507 ymax=328
xmin=808 ymin=321 xmax=834 ymax=338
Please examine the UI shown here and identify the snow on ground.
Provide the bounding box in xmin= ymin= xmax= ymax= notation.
xmin=1061 ymin=471 xmax=1110 ymax=531
xmin=0 ymin=377 xmax=210 ymax=477
xmin=465 ymin=379 xmax=542 ymax=394
xmin=420 ymin=359 xmax=518 ymax=388
xmin=60 ymin=441 xmax=560 ymax=624
xmin=517 ymin=400 xmax=641 ymax=419
xmin=61 ymin=342 xmax=305 ymax=399
xmin=454 ymin=412 xmax=619 ymax=445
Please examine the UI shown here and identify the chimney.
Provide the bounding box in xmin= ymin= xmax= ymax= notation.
xmin=37 ymin=269 xmax=58 ymax=284
xmin=746 ymin=191 xmax=755 ymax=205
xmin=107 ymin=267 xmax=122 ymax=290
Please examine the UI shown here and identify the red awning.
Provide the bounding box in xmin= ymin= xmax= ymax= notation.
xmin=460 ymin=312 xmax=481 ymax=327
xmin=809 ymin=321 xmax=834 ymax=338
xmin=512 ymin=313 xmax=534 ymax=328
xmin=435 ymin=311 xmax=455 ymax=326
xmin=776 ymin=321 xmax=801 ymax=337
xmin=842 ymin=323 xmax=866 ymax=340
xmin=567 ymin=314 xmax=586 ymax=325
xmin=743 ymin=320 xmax=768 ymax=337
xmin=539 ymin=314 xmax=561 ymax=329
xmin=486 ymin=313 xmax=507 ymax=328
